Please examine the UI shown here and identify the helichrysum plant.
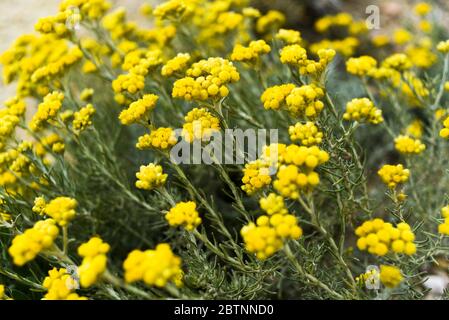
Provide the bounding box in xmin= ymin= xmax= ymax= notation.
xmin=1 ymin=0 xmax=449 ymax=300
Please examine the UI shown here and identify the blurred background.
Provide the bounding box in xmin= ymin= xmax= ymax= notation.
xmin=1 ymin=0 xmax=448 ymax=103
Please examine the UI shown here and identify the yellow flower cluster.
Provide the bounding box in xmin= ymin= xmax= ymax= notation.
xmin=279 ymin=44 xmax=307 ymax=66
xmin=32 ymin=196 xmax=46 ymax=215
xmin=406 ymin=120 xmax=423 ymax=138
xmin=440 ymin=116 xmax=449 ymax=138
xmin=0 ymin=110 xmax=20 ymax=148
xmin=9 ymin=219 xmax=59 ymax=266
xmin=379 ymin=265 xmax=403 ymax=288
xmin=30 ymin=91 xmax=64 ymax=131
xmin=393 ymin=28 xmax=412 ymax=45
xmin=241 ymin=159 xmax=272 ymax=195
xmin=136 ymin=127 xmax=177 ymax=150
xmin=315 ymin=12 xmax=362 ymax=33
xmin=73 ymin=104 xmax=96 ymax=133
xmin=43 ymin=268 xmax=87 ymax=300
xmin=43 ymin=197 xmax=77 ymax=227
xmin=343 ymin=98 xmax=383 ymax=124
xmin=346 ymin=56 xmax=377 ymax=76
xmin=438 ymin=205 xmax=449 ymax=235
xmin=259 ymin=193 xmax=288 ymax=216
xmin=31 ymin=47 xmax=83 ymax=83
xmin=123 ymin=243 xmax=183 ymax=288
xmin=119 ymin=94 xmax=158 ymax=125
xmin=310 ymin=37 xmax=359 ymax=57
xmin=153 ymin=0 xmax=188 ymax=20
xmin=260 ymin=84 xmax=295 ymax=110
xmin=165 ymin=201 xmax=201 ymax=231
xmin=173 ymin=57 xmax=240 ymax=101
xmin=0 ymin=284 xmax=5 ymax=299
xmin=414 ymin=2 xmax=432 ymax=16
xmin=182 ymin=108 xmax=220 ymax=142
xmin=288 ymin=122 xmax=323 ymax=146
xmin=356 ymin=219 xmax=416 ymax=256
xmin=231 ymin=40 xmax=271 ymax=62
xmin=273 ymin=145 xmax=329 ymax=199
xmin=378 ymin=164 xmax=410 ymax=189
xmin=285 ymin=84 xmax=325 ymax=118
xmin=394 ymin=135 xmax=426 ymax=155
xmin=4 ymin=96 xmax=26 ymax=116
xmin=36 ymin=133 xmax=65 ymax=155
xmin=161 ymin=53 xmax=191 ymax=77
xmin=112 ymin=73 xmax=145 ymax=95
xmin=60 ymin=0 xmax=111 ymax=20
xmin=35 ymin=12 xmax=70 ymax=38
xmin=275 ymin=29 xmax=302 ymax=44
xmin=382 ymin=53 xmax=412 ymax=71
xmin=241 ymin=213 xmax=302 ymax=260
xmin=135 ymin=163 xmax=167 ymax=190
xmin=77 ymin=237 xmax=110 ymax=288
xmin=437 ymin=40 xmax=449 ymax=54
xmin=256 ymin=10 xmax=285 ymax=35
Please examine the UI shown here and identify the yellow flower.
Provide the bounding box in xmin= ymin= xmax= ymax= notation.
xmin=288 ymin=122 xmax=323 ymax=146
xmin=241 ymin=159 xmax=272 ymax=195
xmin=394 ymin=135 xmax=426 ymax=155
xmin=241 ymin=213 xmax=302 ymax=260
xmin=275 ymin=29 xmax=302 ymax=44
xmin=346 ymin=56 xmax=377 ymax=76
xmin=256 ymin=10 xmax=285 ymax=35
xmin=405 ymin=120 xmax=423 ymax=138
xmin=414 ymin=2 xmax=432 ymax=16
xmin=259 ymin=193 xmax=288 ymax=216
xmin=418 ymin=20 xmax=432 ymax=33
xmin=73 ymin=104 xmax=96 ymax=133
xmin=371 ymin=34 xmax=389 ymax=47
xmin=119 ymin=94 xmax=158 ymax=125
xmin=112 ymin=73 xmax=145 ymax=95
xmin=379 ymin=265 xmax=403 ymax=288
xmin=382 ymin=53 xmax=412 ymax=71
xmin=8 ymin=219 xmax=59 ymax=266
xmin=393 ymin=28 xmax=412 ymax=45
xmin=355 ymin=219 xmax=416 ymax=256
xmin=437 ymin=40 xmax=449 ymax=53
xmin=43 ymin=267 xmax=87 ymax=300
xmin=135 ymin=163 xmax=167 ymax=190
xmin=261 ymin=84 xmax=295 ymax=110
xmin=285 ymin=84 xmax=325 ymax=118
xmin=378 ymin=164 xmax=410 ymax=189
xmin=438 ymin=205 xmax=449 ymax=235
xmin=44 ymin=197 xmax=77 ymax=227
xmin=231 ymin=40 xmax=271 ymax=62
xmin=440 ymin=115 xmax=449 ymax=138
xmin=32 ymin=196 xmax=47 ymax=215
xmin=77 ymin=237 xmax=110 ymax=288
xmin=173 ymin=57 xmax=239 ymax=101
xmin=153 ymin=0 xmax=188 ymax=20
xmin=123 ymin=243 xmax=183 ymax=288
xmin=161 ymin=53 xmax=191 ymax=77
xmin=166 ymin=201 xmax=201 ymax=231
xmin=30 ymin=91 xmax=64 ymax=131
xmin=182 ymin=108 xmax=220 ymax=142
xmin=136 ymin=127 xmax=177 ymax=150
xmin=279 ymin=44 xmax=307 ymax=66
xmin=343 ymin=98 xmax=383 ymax=124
